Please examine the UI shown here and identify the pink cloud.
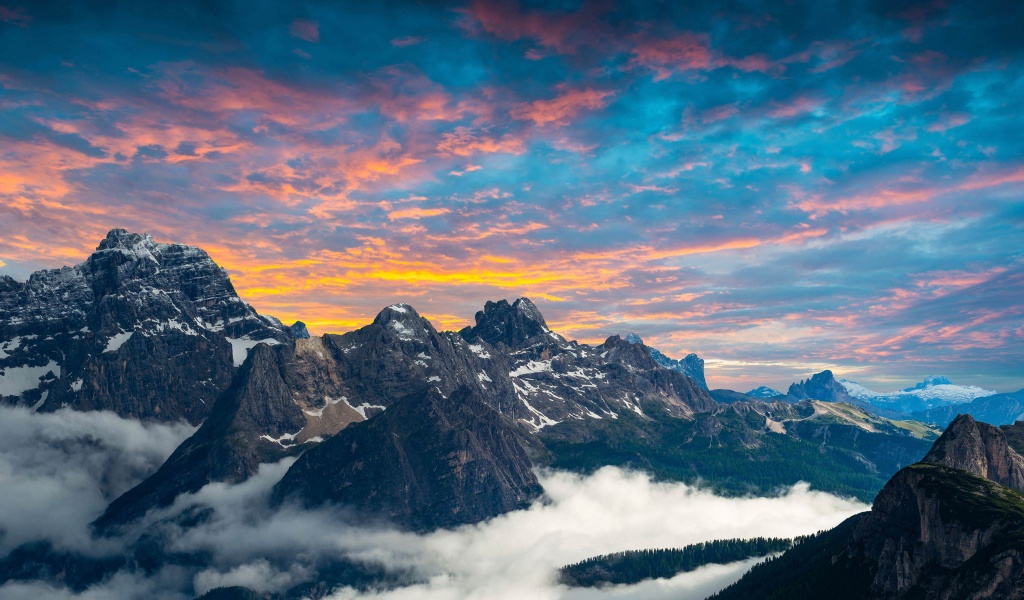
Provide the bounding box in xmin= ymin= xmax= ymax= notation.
xmin=457 ymin=0 xmax=611 ymax=55
xmin=289 ymin=18 xmax=319 ymax=43
xmin=926 ymin=112 xmax=971 ymax=132
xmin=700 ymin=104 xmax=739 ymax=124
xmin=767 ymin=95 xmax=822 ymax=119
xmin=436 ymin=127 xmax=526 ymax=157
xmin=509 ymin=87 xmax=615 ymax=127
xmin=391 ymin=36 xmax=426 ymax=47
xmin=0 ymin=4 xmax=30 ymax=27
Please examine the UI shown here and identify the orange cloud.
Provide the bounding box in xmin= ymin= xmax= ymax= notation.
xmin=509 ymin=87 xmax=614 ymax=127
xmin=387 ymin=207 xmax=452 ymax=220
xmin=437 ymin=127 xmax=526 ymax=156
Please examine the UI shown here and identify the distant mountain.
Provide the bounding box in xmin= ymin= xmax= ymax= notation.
xmin=623 ymin=332 xmax=708 ymax=390
xmin=839 ymin=376 xmax=996 ymax=414
xmin=713 ymin=416 xmax=1024 ymax=599
xmin=785 ymin=370 xmax=905 ymax=418
xmin=540 ymin=398 xmax=937 ymax=502
xmin=0 ymin=229 xmax=292 ymax=424
xmin=709 ymin=388 xmax=757 ymax=403
xmin=747 ymin=386 xmax=783 ymax=398
xmin=913 ymin=388 xmax=1024 ymax=428
xmin=787 ymin=370 xmax=853 ymax=403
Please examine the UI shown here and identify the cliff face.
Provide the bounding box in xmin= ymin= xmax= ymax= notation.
xmin=923 ymin=414 xmax=1024 ymax=492
xmin=271 ymin=386 xmax=543 ymax=532
xmin=787 ymin=369 xmax=853 ymax=403
xmin=0 ymin=229 xmax=291 ymax=424
xmin=853 ymin=464 xmax=1024 ymax=598
xmin=714 ymin=416 xmax=1024 ymax=600
xmin=93 ymin=344 xmax=311 ymax=532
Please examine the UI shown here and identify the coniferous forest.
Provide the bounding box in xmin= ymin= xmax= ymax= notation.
xmin=558 ymin=537 xmax=793 ymax=587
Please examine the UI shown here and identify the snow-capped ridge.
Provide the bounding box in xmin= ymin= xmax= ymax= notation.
xmin=839 ymin=377 xmax=997 ymax=413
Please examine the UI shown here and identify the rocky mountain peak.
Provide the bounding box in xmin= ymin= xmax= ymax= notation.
xmin=289 ymin=321 xmax=310 ymax=339
xmin=922 ymin=414 xmax=1024 ymax=492
xmin=373 ymin=303 xmax=420 ymax=322
xmin=513 ymin=296 xmax=546 ymax=322
xmin=95 ymin=228 xmax=159 ymax=252
xmin=372 ymin=303 xmax=432 ymax=342
xmin=601 ymin=334 xmax=656 ymax=368
xmin=460 ymin=297 xmax=554 ymax=348
xmin=746 ymin=385 xmax=783 ymax=398
xmin=905 ymin=375 xmax=953 ymax=391
xmin=787 ymin=369 xmax=851 ymax=403
xmin=624 ymin=332 xmax=644 ymax=345
xmin=0 ymin=228 xmax=291 ymax=423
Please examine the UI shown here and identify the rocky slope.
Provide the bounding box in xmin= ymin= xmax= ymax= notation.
xmin=922 ymin=414 xmax=1024 ymax=492
xmin=0 ymin=229 xmax=292 ymax=424
xmin=623 ymin=332 xmax=708 ymax=390
xmin=271 ymin=385 xmax=543 ymax=532
xmin=786 ymin=370 xmax=905 ymax=419
xmin=92 ymin=343 xmax=323 ymax=532
xmin=713 ymin=416 xmax=1024 ymax=599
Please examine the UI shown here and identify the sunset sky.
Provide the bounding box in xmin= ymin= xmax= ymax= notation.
xmin=0 ymin=0 xmax=1021 ymax=392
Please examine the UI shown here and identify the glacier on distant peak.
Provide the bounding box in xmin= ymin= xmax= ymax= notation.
xmin=839 ymin=377 xmax=996 ymax=414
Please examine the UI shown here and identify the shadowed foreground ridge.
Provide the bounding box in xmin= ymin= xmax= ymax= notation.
xmin=271 ymin=385 xmax=543 ymax=532
xmin=712 ymin=416 xmax=1024 ymax=599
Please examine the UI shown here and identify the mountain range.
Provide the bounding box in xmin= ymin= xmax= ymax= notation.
xmin=2 ymin=230 xmax=1022 ymax=598
xmin=840 ymin=376 xmax=998 ymax=414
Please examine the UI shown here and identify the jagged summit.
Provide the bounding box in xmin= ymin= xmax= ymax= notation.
xmin=459 ymin=297 xmax=556 ymax=348
xmin=290 ymin=321 xmax=310 ymax=339
xmin=0 ymin=228 xmax=291 ymax=423
xmin=787 ymin=370 xmax=848 ymax=402
xmin=619 ymin=332 xmax=708 ymax=390
xmin=95 ymin=228 xmax=161 ymax=252
xmin=746 ymin=385 xmax=783 ymax=398
xmin=371 ymin=303 xmax=434 ymax=343
xmin=624 ymin=332 xmax=644 ymax=345
xmin=922 ymin=414 xmax=1024 ymax=492
xmin=373 ymin=302 xmax=420 ymax=321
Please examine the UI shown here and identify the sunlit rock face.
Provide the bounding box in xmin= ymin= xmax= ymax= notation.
xmin=0 ymin=229 xmax=291 ymax=424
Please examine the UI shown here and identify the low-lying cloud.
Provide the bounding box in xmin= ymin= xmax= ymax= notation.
xmin=0 ymin=406 xmax=194 ymax=555
xmin=0 ymin=408 xmax=869 ymax=599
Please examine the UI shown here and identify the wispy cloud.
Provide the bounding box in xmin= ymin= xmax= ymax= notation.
xmin=0 ymin=0 xmax=1022 ymax=391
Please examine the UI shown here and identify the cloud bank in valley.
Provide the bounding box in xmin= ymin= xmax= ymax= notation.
xmin=0 ymin=406 xmax=194 ymax=555
xmin=0 ymin=407 xmax=868 ymax=599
